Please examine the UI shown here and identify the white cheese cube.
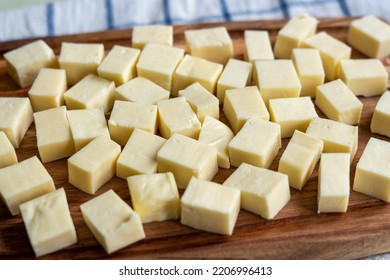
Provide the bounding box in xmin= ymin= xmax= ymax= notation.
xmin=306 ymin=117 xmax=358 ymax=163
xmin=115 ymin=77 xmax=169 ymax=106
xmin=28 ymin=68 xmax=67 ymax=112
xmin=157 ymin=97 xmax=201 ymax=139
xmin=244 ymin=30 xmax=274 ymax=63
xmin=68 ymin=136 xmax=121 ymax=194
xmin=302 ymin=32 xmax=351 ymax=81
xmin=172 ymin=55 xmax=223 ymax=96
xmin=371 ymin=90 xmax=390 ymax=138
xmin=178 ymin=82 xmax=219 ymax=122
xmin=4 ymin=40 xmax=57 ymax=88
xmin=181 ymin=177 xmax=240 ymax=235
xmin=0 ymin=131 xmax=17 ymax=168
xmin=109 ymin=100 xmax=157 ymax=146
xmin=269 ymin=97 xmax=318 ymax=138
xmin=228 ymin=118 xmax=281 ymax=168
xmin=0 ymin=97 xmax=33 ymax=148
xmin=223 ymin=163 xmax=290 ymax=220
xmin=217 ymin=58 xmax=252 ymax=103
xmin=223 ymin=86 xmax=269 ymax=134
xmin=185 ymin=27 xmax=233 ymax=65
xmin=116 ymin=128 xmax=166 ymax=179
xmin=59 ymin=42 xmax=104 ymax=85
xmin=132 ymin=25 xmax=173 ymax=49
xmin=137 ymin=43 xmax=184 ymax=91
xmin=315 ymin=79 xmax=363 ymax=125
xmin=291 ymin=48 xmax=324 ymax=98
xmin=34 ymin=106 xmax=75 ymax=163
xmin=347 ymin=15 xmax=390 ymax=58
xmin=318 ymin=153 xmax=350 ymax=213
xmin=198 ymin=116 xmax=234 ymax=169
xmin=80 ymin=189 xmax=145 ymax=254
xmin=67 ymin=108 xmax=110 ymax=151
xmin=254 ymin=60 xmax=301 ymax=106
xmin=0 ymin=127 xmax=17 ymax=171
xmin=20 ymin=188 xmax=77 ymax=257
xmin=338 ymin=59 xmax=388 ymax=97
xmin=127 ymin=172 xmax=180 ymax=223
xmin=278 ymin=130 xmax=323 ymax=190
xmin=157 ymin=134 xmax=218 ymax=188
xmin=97 ymin=45 xmax=140 ymax=86
xmin=0 ymin=156 xmax=55 ymax=215
xmin=274 ymin=14 xmax=318 ymax=59
xmin=64 ymin=74 xmax=115 ymax=113
xmin=353 ymin=137 xmax=390 ymax=202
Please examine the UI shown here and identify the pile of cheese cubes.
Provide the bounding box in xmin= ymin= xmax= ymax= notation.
xmin=1 ymin=14 xmax=390 ymax=257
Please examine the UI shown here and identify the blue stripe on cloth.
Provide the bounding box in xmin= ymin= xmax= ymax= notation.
xmin=116 ymin=5 xmax=282 ymax=28
xmin=170 ymin=14 xmax=226 ymax=24
xmin=288 ymin=0 xmax=338 ymax=6
xmin=163 ymin=0 xmax=172 ymax=25
xmin=105 ymin=0 xmax=114 ymax=29
xmin=219 ymin=0 xmax=231 ymax=21
xmin=116 ymin=19 xmax=167 ymax=29
xmin=89 ymin=0 xmax=347 ymax=31
xmin=337 ymin=0 xmax=351 ymax=16
xmin=229 ymin=5 xmax=282 ymax=18
xmin=46 ymin=3 xmax=54 ymax=36
xmin=278 ymin=0 xmax=290 ymax=18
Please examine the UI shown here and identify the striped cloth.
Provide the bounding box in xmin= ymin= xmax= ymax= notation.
xmin=1 ymin=0 xmax=390 ymax=42
xmin=0 ymin=0 xmax=390 ymax=260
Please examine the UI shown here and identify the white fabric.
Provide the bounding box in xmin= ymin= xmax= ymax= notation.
xmin=0 ymin=0 xmax=389 ymax=260
xmin=2 ymin=0 xmax=390 ymax=41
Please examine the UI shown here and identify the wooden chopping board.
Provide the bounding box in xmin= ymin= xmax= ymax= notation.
xmin=1 ymin=17 xmax=390 ymax=260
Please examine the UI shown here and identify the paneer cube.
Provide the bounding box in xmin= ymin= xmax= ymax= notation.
xmin=97 ymin=45 xmax=140 ymax=85
xmin=108 ymin=100 xmax=157 ymax=146
xmin=278 ymin=130 xmax=323 ymax=190
xmin=4 ymin=40 xmax=57 ymax=88
xmin=132 ymin=25 xmax=173 ymax=49
xmin=181 ymin=177 xmax=240 ymax=235
xmin=136 ymin=43 xmax=184 ymax=91
xmin=185 ymin=27 xmax=233 ymax=65
xmin=127 ymin=172 xmax=180 ymax=223
xmin=223 ymin=163 xmax=290 ymax=220
xmin=0 ymin=131 xmax=18 ymax=168
xmin=0 ymin=97 xmax=33 ymax=148
xmin=80 ymin=190 xmax=145 ymax=254
xmin=157 ymin=97 xmax=201 ymax=139
xmin=115 ymin=77 xmax=169 ymax=106
xmin=223 ymin=86 xmax=269 ymax=134
xmin=353 ymin=138 xmax=390 ymax=202
xmin=64 ymin=74 xmax=115 ymax=113
xmin=157 ymin=134 xmax=218 ymax=188
xmin=338 ymin=59 xmax=388 ymax=97
xmin=28 ymin=68 xmax=67 ymax=112
xmin=178 ymin=82 xmax=219 ymax=122
xmin=228 ymin=118 xmax=281 ymax=168
xmin=172 ymin=55 xmax=223 ymax=95
xmin=34 ymin=106 xmax=75 ymax=163
xmin=68 ymin=136 xmax=121 ymax=194
xmin=269 ymin=96 xmax=318 ymax=138
xmin=371 ymin=90 xmax=390 ymax=138
xmin=0 ymin=156 xmax=55 ymax=215
xmin=116 ymin=129 xmax=166 ymax=179
xmin=315 ymin=79 xmax=363 ymax=125
xmin=59 ymin=42 xmax=104 ymax=85
xmin=20 ymin=188 xmax=77 ymax=257
xmin=347 ymin=15 xmax=390 ymax=58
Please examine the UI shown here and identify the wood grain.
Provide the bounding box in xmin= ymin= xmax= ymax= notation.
xmin=1 ymin=17 xmax=390 ymax=260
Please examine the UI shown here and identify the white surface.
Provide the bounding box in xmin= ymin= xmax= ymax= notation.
xmin=1 ymin=0 xmax=390 ymax=41
xmin=0 ymin=0 xmax=389 ymax=260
